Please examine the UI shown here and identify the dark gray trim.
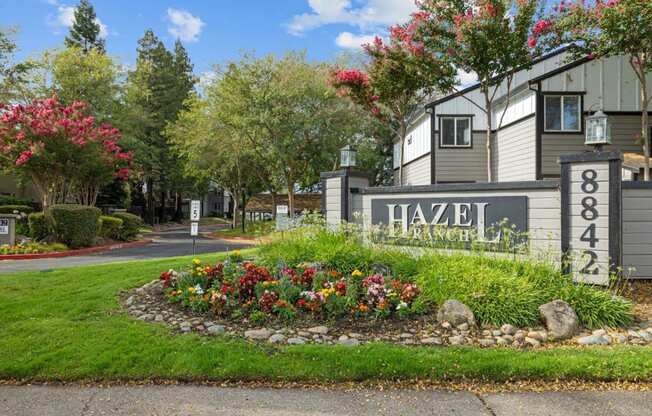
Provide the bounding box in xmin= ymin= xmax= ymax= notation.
xmin=430 ymin=107 xmax=437 ymax=184
xmin=535 ymin=81 xmax=543 ymax=180
xmin=392 ymin=152 xmax=430 ymax=171
xmin=359 ymin=180 xmax=559 ymax=195
xmin=437 ymin=115 xmax=474 ymax=149
xmin=560 ymin=163 xmax=571 ymax=275
xmin=542 ymin=93 xmax=585 ymax=135
xmin=341 ymin=175 xmax=348 ymax=222
xmin=495 ymin=113 xmax=536 ymax=132
xmin=528 ymin=56 xmax=593 ymax=84
xmin=558 ymin=151 xmax=622 ymax=164
xmin=426 ymin=46 xmax=573 ymax=109
xmin=320 ymin=179 xmax=326 ymax=214
xmin=622 ymin=181 xmax=652 ymax=189
xmin=608 ymin=158 xmax=622 ymax=275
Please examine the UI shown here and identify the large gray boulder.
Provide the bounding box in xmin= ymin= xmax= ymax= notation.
xmin=538 ymin=300 xmax=579 ymax=340
xmin=437 ymin=300 xmax=475 ymax=326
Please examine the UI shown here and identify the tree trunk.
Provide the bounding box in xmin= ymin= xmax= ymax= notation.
xmin=159 ymin=191 xmax=167 ymax=224
xmin=398 ymin=121 xmax=406 ymax=186
xmin=241 ymin=192 xmax=246 ymax=233
xmin=231 ymin=191 xmax=239 ymax=229
xmin=287 ymin=183 xmax=295 ymax=218
xmin=174 ymin=192 xmax=183 ymax=222
xmin=271 ymin=191 xmax=277 ymax=220
xmin=147 ymin=178 xmax=154 ymax=225
xmin=642 ymin=83 xmax=650 ymax=181
xmin=485 ymin=93 xmax=494 ymax=182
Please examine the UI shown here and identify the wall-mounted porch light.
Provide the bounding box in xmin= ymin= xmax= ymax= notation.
xmin=586 ymin=110 xmax=612 ymax=150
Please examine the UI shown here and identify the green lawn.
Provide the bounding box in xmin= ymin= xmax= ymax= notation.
xmin=1 ymin=252 xmax=651 ymax=383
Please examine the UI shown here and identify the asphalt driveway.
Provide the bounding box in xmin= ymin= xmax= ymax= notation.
xmin=0 ymin=225 xmax=252 ymax=274
xmin=1 ymin=385 xmax=651 ymax=416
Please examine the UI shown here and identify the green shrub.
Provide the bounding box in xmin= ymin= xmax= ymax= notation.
xmin=47 ymin=204 xmax=101 ymax=248
xmin=111 ymin=212 xmax=142 ymax=240
xmin=99 ymin=216 xmax=123 ymax=240
xmin=0 ymin=196 xmax=34 ymax=207
xmin=28 ymin=212 xmax=51 ymax=241
xmin=0 ymin=205 xmax=34 ymax=215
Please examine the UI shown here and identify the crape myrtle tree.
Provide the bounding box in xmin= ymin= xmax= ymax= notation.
xmin=413 ymin=0 xmax=539 ymax=182
xmin=532 ymin=0 xmax=652 ymax=180
xmin=65 ymin=0 xmax=106 ymax=54
xmin=331 ymin=17 xmax=456 ymax=185
xmin=0 ymin=97 xmax=131 ymax=208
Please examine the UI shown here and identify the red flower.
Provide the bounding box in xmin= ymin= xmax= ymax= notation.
xmin=15 ymin=150 xmax=33 ymax=166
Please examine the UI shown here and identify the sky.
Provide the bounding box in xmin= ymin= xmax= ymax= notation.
xmin=0 ymin=0 xmax=423 ymax=81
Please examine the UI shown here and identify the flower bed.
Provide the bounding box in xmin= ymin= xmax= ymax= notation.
xmin=0 ymin=242 xmax=67 ymax=255
xmin=160 ymin=252 xmax=422 ymax=324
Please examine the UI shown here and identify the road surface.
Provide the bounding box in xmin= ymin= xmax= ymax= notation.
xmin=0 ymin=225 xmax=252 ymax=274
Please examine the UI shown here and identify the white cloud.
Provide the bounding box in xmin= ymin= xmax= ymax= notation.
xmin=335 ymin=32 xmax=377 ymax=50
xmin=287 ymin=0 xmax=416 ymax=36
xmin=47 ymin=1 xmax=108 ymax=38
xmin=166 ymin=8 xmax=205 ymax=43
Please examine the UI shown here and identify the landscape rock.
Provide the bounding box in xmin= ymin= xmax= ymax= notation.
xmin=420 ymin=337 xmax=442 ymax=345
xmin=437 ymin=300 xmax=475 ymax=327
xmin=538 ymin=300 xmax=579 ymax=340
xmin=577 ymin=334 xmax=610 ymax=345
xmin=338 ymin=338 xmax=360 ymax=347
xmin=524 ymin=337 xmax=541 ymax=348
xmin=307 ymin=326 xmax=329 ymax=335
xmin=479 ymin=338 xmax=496 ymax=347
xmin=268 ymin=334 xmax=286 ymax=344
xmin=207 ymin=325 xmax=225 ymax=335
xmin=448 ymin=335 xmax=465 ymax=345
xmin=244 ymin=328 xmax=273 ymax=340
xmin=287 ymin=337 xmax=306 ymax=345
xmin=500 ymin=324 xmax=516 ymax=335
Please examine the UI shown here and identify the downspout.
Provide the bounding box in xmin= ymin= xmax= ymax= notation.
xmin=529 ymin=81 xmax=544 ymax=180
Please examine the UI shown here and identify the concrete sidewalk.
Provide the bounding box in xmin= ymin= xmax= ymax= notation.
xmin=1 ymin=385 xmax=651 ymax=416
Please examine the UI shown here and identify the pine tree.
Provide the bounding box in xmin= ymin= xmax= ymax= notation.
xmin=65 ymin=0 xmax=105 ymax=53
xmin=172 ymin=40 xmax=196 ymax=112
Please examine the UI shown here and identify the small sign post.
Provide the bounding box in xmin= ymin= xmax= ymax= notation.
xmin=275 ymin=204 xmax=289 ymax=231
xmin=0 ymin=215 xmax=18 ymax=246
xmin=190 ymin=200 xmax=201 ymax=255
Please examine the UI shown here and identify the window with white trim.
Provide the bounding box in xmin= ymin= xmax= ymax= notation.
xmin=440 ymin=117 xmax=471 ymax=147
xmin=544 ymin=95 xmax=581 ymax=132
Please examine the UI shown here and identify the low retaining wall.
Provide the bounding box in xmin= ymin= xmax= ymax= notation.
xmin=321 ymin=152 xmax=652 ymax=285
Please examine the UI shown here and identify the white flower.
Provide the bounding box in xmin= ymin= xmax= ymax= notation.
xmin=194 ymin=284 xmax=204 ymax=295
xmin=396 ymin=302 xmax=408 ymax=311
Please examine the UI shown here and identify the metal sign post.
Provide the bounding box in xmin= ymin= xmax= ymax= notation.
xmin=190 ymin=200 xmax=200 ymax=256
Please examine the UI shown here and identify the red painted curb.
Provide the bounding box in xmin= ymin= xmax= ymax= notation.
xmin=0 ymin=239 xmax=154 ymax=260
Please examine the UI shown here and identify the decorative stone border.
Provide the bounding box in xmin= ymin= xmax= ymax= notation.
xmin=122 ymin=279 xmax=652 ymax=348
xmin=0 ymin=239 xmax=153 ymax=260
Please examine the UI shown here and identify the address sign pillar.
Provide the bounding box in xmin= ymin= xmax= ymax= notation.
xmin=560 ymin=151 xmax=622 ymax=285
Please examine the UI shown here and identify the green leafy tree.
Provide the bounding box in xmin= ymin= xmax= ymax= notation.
xmin=331 ymin=20 xmax=456 ymax=185
xmin=0 ymin=27 xmax=34 ymax=103
xmin=414 ymin=0 xmax=539 ymax=181
xmin=534 ymin=0 xmax=652 ymax=180
xmin=65 ymin=0 xmax=106 ymax=54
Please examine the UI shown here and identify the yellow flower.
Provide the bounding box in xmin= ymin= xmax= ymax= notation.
xmin=192 ymin=258 xmax=201 ymax=265
xmin=232 ymin=250 xmax=241 ymax=257
xmin=351 ymin=269 xmax=363 ymax=277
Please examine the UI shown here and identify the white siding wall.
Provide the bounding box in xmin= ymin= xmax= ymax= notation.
xmin=394 ymin=155 xmax=431 ymax=186
xmin=325 ymin=177 xmax=342 ymax=226
xmin=493 ymin=116 xmax=537 ymax=182
xmin=361 ymin=188 xmax=561 ymax=256
xmin=623 ymin=187 xmax=652 ymax=279
xmin=393 ymin=112 xmax=431 ymax=169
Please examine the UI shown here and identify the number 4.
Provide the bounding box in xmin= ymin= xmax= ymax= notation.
xmin=580 ymin=223 xmax=599 ymax=248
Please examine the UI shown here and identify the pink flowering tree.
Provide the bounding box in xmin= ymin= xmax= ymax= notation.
xmin=0 ymin=96 xmax=132 ymax=207
xmin=330 ymin=18 xmax=456 ymax=184
xmin=533 ymin=0 xmax=652 ymax=180
xmin=413 ymin=0 xmax=539 ymax=182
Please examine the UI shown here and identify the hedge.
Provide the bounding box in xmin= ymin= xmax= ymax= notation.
xmin=99 ymin=216 xmax=123 ymax=240
xmin=28 ymin=212 xmax=51 ymax=241
xmin=47 ymin=204 xmax=101 ymax=248
xmin=0 ymin=196 xmax=34 ymax=207
xmin=111 ymin=212 xmax=142 ymax=240
xmin=0 ymin=205 xmax=34 ymax=215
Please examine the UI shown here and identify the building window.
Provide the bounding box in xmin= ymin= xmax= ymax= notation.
xmin=440 ymin=117 xmax=471 ymax=148
xmin=544 ymin=95 xmax=581 ymax=132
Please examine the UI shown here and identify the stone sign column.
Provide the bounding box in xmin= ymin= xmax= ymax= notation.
xmin=560 ymin=152 xmax=622 ymax=285
xmin=0 ymin=214 xmax=20 ymax=246
xmin=320 ymin=169 xmax=371 ymax=227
